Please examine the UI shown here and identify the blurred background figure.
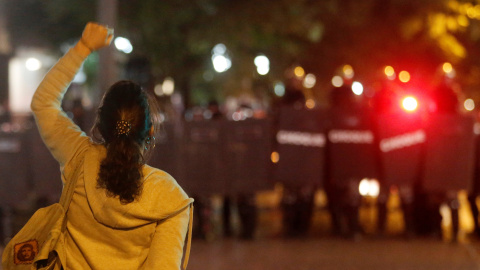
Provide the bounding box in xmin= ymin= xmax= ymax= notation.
xmin=421 ymin=79 xmax=475 ymax=242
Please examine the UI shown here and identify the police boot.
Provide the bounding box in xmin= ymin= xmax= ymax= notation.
xmin=450 ymin=199 xmax=460 ymax=243
xmin=402 ymin=202 xmax=416 ymax=239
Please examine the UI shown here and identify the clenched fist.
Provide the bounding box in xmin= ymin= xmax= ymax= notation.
xmin=80 ymin=22 xmax=114 ymax=52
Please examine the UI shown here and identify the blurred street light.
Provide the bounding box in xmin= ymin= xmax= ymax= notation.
xmin=343 ymin=64 xmax=354 ymax=79
xmin=162 ymin=77 xmax=175 ymax=95
xmin=303 ymin=73 xmax=316 ymax=88
xmin=464 ymin=98 xmax=475 ymax=111
xmin=351 ymin=81 xmax=363 ymax=95
xmin=359 ymin=178 xmax=380 ymax=197
xmin=399 ymin=71 xmax=411 ymax=83
xmin=274 ymin=81 xmax=285 ymax=97
xmin=212 ymin=55 xmax=231 ymax=73
xmin=25 ymin=58 xmax=41 ymax=71
xmin=402 ymin=96 xmax=418 ymax=112
xmin=154 ymin=77 xmax=175 ymax=96
xmin=114 ymin=37 xmax=133 ymax=54
xmin=212 ymin=43 xmax=231 ymax=73
xmin=331 ymin=75 xmax=343 ymax=87
xmin=254 ymin=55 xmax=270 ymax=75
xmin=384 ymin=65 xmax=396 ymax=80
xmin=294 ymin=66 xmax=305 ymax=78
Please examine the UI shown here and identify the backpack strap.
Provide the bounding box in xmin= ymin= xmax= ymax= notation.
xmin=58 ymin=153 xmax=85 ymax=232
xmin=182 ymin=204 xmax=194 ymax=270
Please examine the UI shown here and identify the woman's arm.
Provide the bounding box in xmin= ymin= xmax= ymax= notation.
xmin=142 ymin=207 xmax=190 ymax=270
xmin=30 ymin=22 xmax=113 ymax=167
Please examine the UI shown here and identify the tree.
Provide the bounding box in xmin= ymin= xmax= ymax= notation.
xmin=5 ymin=0 xmax=480 ymax=106
xmin=5 ymin=0 xmax=95 ymax=49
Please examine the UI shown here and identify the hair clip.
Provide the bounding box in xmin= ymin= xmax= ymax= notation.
xmin=145 ymin=136 xmax=156 ymax=150
xmin=116 ymin=120 xmax=131 ymax=136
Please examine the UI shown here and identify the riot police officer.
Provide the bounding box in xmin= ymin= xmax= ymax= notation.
xmin=372 ymin=82 xmax=425 ymax=239
xmin=274 ymin=72 xmax=321 ymax=238
xmin=325 ymin=84 xmax=377 ymax=239
xmin=422 ymin=81 xmax=474 ymax=242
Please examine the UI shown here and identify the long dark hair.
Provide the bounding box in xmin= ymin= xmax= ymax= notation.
xmin=91 ymin=80 xmax=159 ymax=204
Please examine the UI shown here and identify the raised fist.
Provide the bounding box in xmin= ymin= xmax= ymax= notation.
xmin=80 ymin=22 xmax=114 ymax=51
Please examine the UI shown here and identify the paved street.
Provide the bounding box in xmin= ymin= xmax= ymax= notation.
xmin=1 ymin=191 xmax=479 ymax=269
xmin=2 ymin=236 xmax=480 ymax=269
xmin=188 ymin=237 xmax=480 ymax=270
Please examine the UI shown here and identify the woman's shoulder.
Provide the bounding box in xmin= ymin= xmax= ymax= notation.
xmin=140 ymin=165 xmax=191 ymax=212
xmin=142 ymin=165 xmax=180 ymax=188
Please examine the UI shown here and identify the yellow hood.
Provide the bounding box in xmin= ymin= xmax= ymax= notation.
xmin=83 ymin=145 xmax=193 ymax=229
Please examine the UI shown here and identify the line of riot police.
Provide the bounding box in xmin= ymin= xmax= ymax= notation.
xmin=0 ymin=78 xmax=479 ymax=243
xmin=155 ymin=77 xmax=479 ymax=241
xmin=272 ymin=78 xmax=477 ymax=241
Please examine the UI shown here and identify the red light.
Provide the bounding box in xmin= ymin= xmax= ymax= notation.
xmin=402 ymin=96 xmax=418 ymax=112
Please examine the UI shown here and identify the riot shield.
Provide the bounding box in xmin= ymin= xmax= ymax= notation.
xmin=376 ymin=112 xmax=425 ymax=188
xmin=422 ymin=113 xmax=475 ymax=193
xmin=327 ymin=107 xmax=379 ymax=187
xmin=0 ymin=131 xmax=30 ymax=207
xmin=180 ymin=120 xmax=227 ymax=196
xmin=472 ymin=127 xmax=480 ymax=196
xmin=148 ymin=122 xmax=180 ymax=180
xmin=273 ymin=106 xmax=326 ymax=187
xmin=27 ymin=127 xmax=62 ymax=203
xmin=223 ymin=118 xmax=273 ymax=194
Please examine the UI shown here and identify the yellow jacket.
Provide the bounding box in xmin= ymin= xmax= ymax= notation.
xmin=31 ymin=42 xmax=193 ymax=270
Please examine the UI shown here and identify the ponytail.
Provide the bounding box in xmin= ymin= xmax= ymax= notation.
xmin=91 ymin=80 xmax=157 ymax=204
xmin=97 ymin=137 xmax=144 ymax=204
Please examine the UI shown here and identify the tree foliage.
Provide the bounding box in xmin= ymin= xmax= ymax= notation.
xmin=5 ymin=0 xmax=480 ymax=105
xmin=5 ymin=0 xmax=95 ymax=48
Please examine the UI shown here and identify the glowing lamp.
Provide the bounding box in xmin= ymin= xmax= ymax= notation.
xmin=271 ymin=152 xmax=280 ymax=163
xmin=402 ymin=96 xmax=418 ymax=112
xmin=464 ymin=98 xmax=475 ymax=111
xmin=359 ymin=179 xmax=370 ymax=196
xmin=359 ymin=178 xmax=380 ymax=197
xmin=399 ymin=71 xmax=410 ymax=83
xmin=384 ymin=66 xmax=395 ymax=77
